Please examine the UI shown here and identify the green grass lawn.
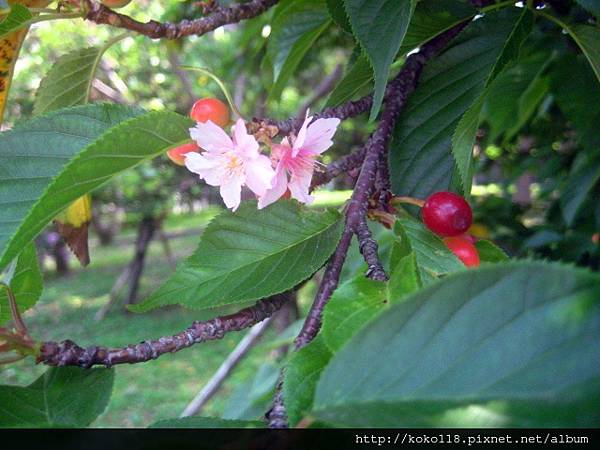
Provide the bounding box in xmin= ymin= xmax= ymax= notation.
xmin=0 ymin=194 xmax=344 ymax=427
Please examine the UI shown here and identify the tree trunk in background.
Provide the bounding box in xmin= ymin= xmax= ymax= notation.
xmin=91 ymin=211 xmax=116 ymax=246
xmin=124 ymin=216 xmax=157 ymax=305
xmin=157 ymin=224 xmax=176 ymax=271
xmin=52 ymin=238 xmax=70 ymax=275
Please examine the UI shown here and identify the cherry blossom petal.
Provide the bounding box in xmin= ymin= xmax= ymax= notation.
xmin=245 ymin=154 xmax=276 ymax=196
xmin=288 ymin=169 xmax=314 ymax=205
xmin=220 ymin=176 xmax=243 ymax=211
xmin=302 ymin=118 xmax=340 ymax=155
xmin=270 ymin=142 xmax=289 ymax=161
xmin=292 ymin=112 xmax=312 ymax=157
xmin=258 ymin=166 xmax=288 ymax=209
xmin=185 ymin=152 xmax=227 ymax=186
xmin=233 ymin=118 xmax=259 ymax=157
xmin=184 ymin=152 xmax=225 ymax=186
xmin=190 ymin=120 xmax=233 ymax=153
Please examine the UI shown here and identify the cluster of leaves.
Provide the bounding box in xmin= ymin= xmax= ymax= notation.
xmin=1 ymin=0 xmax=600 ymax=429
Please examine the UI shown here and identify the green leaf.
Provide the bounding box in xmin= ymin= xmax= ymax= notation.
xmin=0 ymin=4 xmax=31 ymax=39
xmin=344 ymin=0 xmax=416 ymax=121
xmin=326 ymin=52 xmax=372 ymax=107
xmin=267 ymin=0 xmax=330 ymax=99
xmin=452 ymin=9 xmax=533 ymax=194
xmin=0 ymin=109 xmax=191 ymax=269
xmin=0 ymin=367 xmax=114 ymax=427
xmin=540 ymin=11 xmax=600 ymax=82
xmin=150 ymin=417 xmax=263 ymax=428
xmin=524 ymin=230 xmax=564 ymax=249
xmin=327 ymin=0 xmax=475 ymax=108
xmin=321 ymin=276 xmax=387 ymax=353
xmin=34 ymin=46 xmax=106 ymax=115
xmin=484 ymin=52 xmax=552 ymax=142
xmin=314 ymin=262 xmax=600 ymax=427
xmin=392 ymin=214 xmax=464 ymax=285
xmin=513 ymin=72 xmax=549 ymax=136
xmin=131 ymin=200 xmax=344 ymax=312
xmin=568 ymin=25 xmax=600 ymax=83
xmin=575 ymin=0 xmax=600 ymax=16
xmin=389 ymin=10 xmax=529 ymax=200
xmin=451 ymin=95 xmax=484 ymax=195
xmin=475 ymin=239 xmax=508 ymax=263
xmin=0 ymin=243 xmax=41 ymax=325
xmin=223 ymin=362 xmax=279 ymax=420
xmin=387 ymin=251 xmax=420 ymax=300
xmin=560 ymin=156 xmax=600 ymax=227
xmin=326 ymin=0 xmax=351 ymax=33
xmin=0 ymin=104 xmax=143 ymax=269
xmin=284 ymin=336 xmax=332 ymax=426
xmin=322 ymin=251 xmax=418 ymax=355
xmin=550 ymin=54 xmax=600 ymax=152
xmin=399 ymin=0 xmax=475 ymax=54
xmin=550 ymin=55 xmax=600 ymax=225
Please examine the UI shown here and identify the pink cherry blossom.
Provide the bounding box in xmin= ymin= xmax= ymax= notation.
xmin=258 ymin=112 xmax=340 ymax=209
xmin=185 ymin=119 xmax=275 ymax=211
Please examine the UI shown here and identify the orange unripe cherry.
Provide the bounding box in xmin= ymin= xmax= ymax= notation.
xmin=167 ymin=98 xmax=230 ymax=165
xmin=190 ymin=98 xmax=230 ymax=127
xmin=167 ymin=142 xmax=199 ymax=166
xmin=101 ymin=0 xmax=132 ymax=8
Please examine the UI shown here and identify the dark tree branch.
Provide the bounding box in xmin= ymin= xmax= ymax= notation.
xmin=355 ymin=217 xmax=387 ymax=280
xmin=346 ymin=24 xmax=471 ymax=298
xmin=83 ymin=0 xmax=278 ymax=39
xmin=37 ymin=294 xmax=289 ymax=368
xmin=254 ymin=88 xmax=374 ymax=136
xmin=268 ymin=21 xmax=472 ymax=427
xmin=375 ymin=147 xmax=392 ymax=209
xmin=266 ymin=374 xmax=289 ymax=428
xmin=347 ymin=21 xmax=470 ymax=280
xmin=311 ymin=146 xmax=365 ymax=189
xmin=294 ymin=228 xmax=354 ymax=350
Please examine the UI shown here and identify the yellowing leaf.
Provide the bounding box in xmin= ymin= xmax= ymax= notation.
xmin=0 ymin=1 xmax=51 ymax=122
xmin=55 ymin=194 xmax=92 ymax=229
xmin=0 ymin=28 xmax=27 ymax=122
xmin=54 ymin=194 xmax=92 ymax=266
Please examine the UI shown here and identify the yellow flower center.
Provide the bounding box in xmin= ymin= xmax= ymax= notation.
xmin=225 ymin=153 xmax=244 ymax=176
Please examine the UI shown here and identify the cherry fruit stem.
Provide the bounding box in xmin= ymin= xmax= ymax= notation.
xmin=391 ymin=196 xmax=425 ymax=208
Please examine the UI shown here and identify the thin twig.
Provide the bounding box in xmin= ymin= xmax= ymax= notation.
xmin=7 ymin=288 xmax=28 ymax=337
xmin=266 ymin=374 xmax=289 ymax=428
xmin=84 ymin=0 xmax=279 ymax=40
xmin=37 ymin=294 xmax=288 ymax=368
xmin=310 ymin=146 xmax=366 ymax=189
xmin=294 ymin=228 xmax=354 ymax=350
xmin=253 ymin=88 xmax=374 ymax=136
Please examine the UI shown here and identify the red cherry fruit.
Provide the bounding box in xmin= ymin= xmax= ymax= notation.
xmin=422 ymin=191 xmax=473 ymax=237
xmin=167 ymin=142 xmax=199 ymax=166
xmin=443 ymin=236 xmax=480 ymax=268
xmin=463 ymin=234 xmax=477 ymax=244
xmin=190 ymin=98 xmax=230 ymax=127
